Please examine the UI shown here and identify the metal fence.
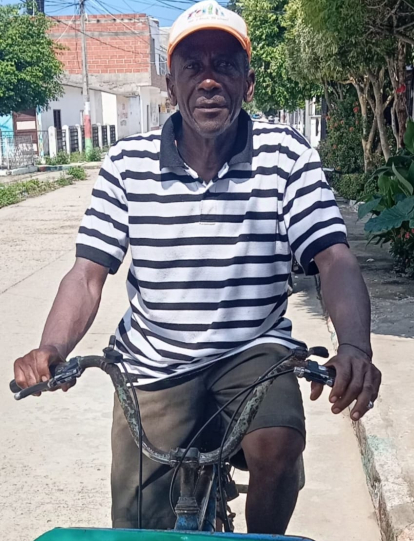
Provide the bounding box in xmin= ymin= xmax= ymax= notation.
xmin=110 ymin=125 xmax=116 ymax=145
xmin=0 ymin=132 xmax=35 ymax=170
xmin=102 ymin=125 xmax=109 ymax=147
xmin=56 ymin=129 xmax=67 ymax=153
xmin=92 ymin=125 xmax=99 ymax=148
xmin=81 ymin=126 xmax=85 ymax=151
xmin=69 ymin=126 xmax=79 ymax=154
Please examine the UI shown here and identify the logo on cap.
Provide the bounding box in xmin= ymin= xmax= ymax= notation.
xmin=187 ymin=3 xmax=226 ymax=20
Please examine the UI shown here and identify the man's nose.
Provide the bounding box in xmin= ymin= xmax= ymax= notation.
xmin=198 ymin=76 xmax=221 ymax=93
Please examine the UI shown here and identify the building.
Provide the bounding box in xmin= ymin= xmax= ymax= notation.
xmin=50 ymin=13 xmax=171 ymax=133
xmin=0 ymin=13 xmax=175 ymax=168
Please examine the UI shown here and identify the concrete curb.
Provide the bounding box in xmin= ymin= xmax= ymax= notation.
xmin=37 ymin=161 xmax=102 ymax=172
xmin=317 ymin=289 xmax=414 ymax=540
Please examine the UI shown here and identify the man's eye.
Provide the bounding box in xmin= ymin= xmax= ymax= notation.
xmin=217 ymin=60 xmax=233 ymax=69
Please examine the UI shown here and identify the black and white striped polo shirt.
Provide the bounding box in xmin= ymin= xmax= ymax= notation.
xmin=76 ymin=110 xmax=347 ymax=384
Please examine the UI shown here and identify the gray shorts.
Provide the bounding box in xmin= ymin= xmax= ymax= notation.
xmin=111 ymin=343 xmax=306 ymax=529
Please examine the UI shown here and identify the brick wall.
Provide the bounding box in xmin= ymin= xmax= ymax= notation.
xmin=49 ymin=14 xmax=164 ymax=92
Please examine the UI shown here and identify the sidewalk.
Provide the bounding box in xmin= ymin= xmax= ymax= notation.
xmin=322 ymin=198 xmax=414 ymax=541
xmin=0 ymin=162 xmax=101 ymax=185
xmin=0 ymin=176 xmax=379 ymax=541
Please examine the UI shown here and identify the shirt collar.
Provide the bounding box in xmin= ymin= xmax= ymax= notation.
xmin=159 ymin=109 xmax=253 ymax=169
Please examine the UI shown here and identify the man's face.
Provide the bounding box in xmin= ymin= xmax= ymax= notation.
xmin=167 ymin=30 xmax=255 ymax=138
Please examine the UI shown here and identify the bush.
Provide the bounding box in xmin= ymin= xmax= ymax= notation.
xmin=69 ymin=151 xmax=86 ymax=163
xmin=358 ymin=119 xmax=414 ymax=278
xmin=333 ymin=173 xmax=370 ymax=201
xmin=319 ymin=96 xmax=365 ymax=175
xmin=45 ymin=151 xmax=70 ymax=166
xmin=86 ymin=147 xmax=103 ymax=162
xmin=67 ymin=166 xmax=87 ymax=181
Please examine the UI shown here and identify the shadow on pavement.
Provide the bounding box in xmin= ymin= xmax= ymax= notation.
xmin=290 ymin=198 xmax=414 ymax=340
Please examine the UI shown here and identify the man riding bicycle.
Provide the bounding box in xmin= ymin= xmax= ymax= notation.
xmin=14 ymin=1 xmax=381 ymax=535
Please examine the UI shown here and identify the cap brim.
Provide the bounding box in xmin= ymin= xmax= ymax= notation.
xmin=167 ymin=24 xmax=251 ymax=69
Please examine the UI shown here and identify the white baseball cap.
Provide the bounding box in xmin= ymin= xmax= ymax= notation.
xmin=167 ymin=0 xmax=251 ymax=70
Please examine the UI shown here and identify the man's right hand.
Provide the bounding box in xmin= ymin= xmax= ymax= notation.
xmin=14 ymin=346 xmax=73 ymax=394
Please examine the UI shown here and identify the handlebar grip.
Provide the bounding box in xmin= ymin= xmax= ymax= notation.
xmin=10 ymin=380 xmax=21 ymax=393
xmin=13 ymin=381 xmax=50 ymax=401
xmin=309 ymin=346 xmax=330 ymax=358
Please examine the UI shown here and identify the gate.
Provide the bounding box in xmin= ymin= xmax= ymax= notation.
xmin=0 ymin=132 xmax=34 ymax=170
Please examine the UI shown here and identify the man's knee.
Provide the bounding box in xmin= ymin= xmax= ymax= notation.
xmin=242 ymin=427 xmax=304 ymax=479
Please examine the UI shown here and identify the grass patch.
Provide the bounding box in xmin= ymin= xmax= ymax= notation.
xmin=0 ymin=167 xmax=87 ymax=209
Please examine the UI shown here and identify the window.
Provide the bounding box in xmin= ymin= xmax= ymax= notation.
xmin=53 ymin=110 xmax=62 ymax=130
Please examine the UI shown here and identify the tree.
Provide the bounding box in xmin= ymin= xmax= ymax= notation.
xmin=284 ymin=0 xmax=413 ymax=169
xmin=0 ymin=3 xmax=63 ymax=116
xmin=298 ymin=0 xmax=414 ymax=153
xmin=232 ymin=0 xmax=318 ymax=112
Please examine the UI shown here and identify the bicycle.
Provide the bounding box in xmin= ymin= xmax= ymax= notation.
xmin=10 ymin=339 xmax=337 ymax=541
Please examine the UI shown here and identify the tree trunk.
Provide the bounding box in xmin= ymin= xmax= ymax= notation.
xmin=391 ymin=100 xmax=399 ymax=149
xmin=395 ymin=42 xmax=408 ymax=147
xmin=323 ymin=81 xmax=332 ymax=111
xmin=387 ymin=44 xmax=409 ymax=148
xmin=369 ymin=70 xmax=391 ymax=163
xmin=354 ymin=79 xmax=376 ymax=172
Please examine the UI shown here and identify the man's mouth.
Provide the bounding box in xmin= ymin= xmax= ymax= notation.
xmin=195 ymin=100 xmax=227 ymax=111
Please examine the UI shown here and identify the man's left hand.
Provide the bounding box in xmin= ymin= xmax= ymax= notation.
xmin=310 ymin=344 xmax=381 ymax=421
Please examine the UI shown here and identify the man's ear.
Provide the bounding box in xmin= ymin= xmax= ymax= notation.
xmin=166 ymin=74 xmax=178 ymax=107
xmin=244 ymin=69 xmax=256 ymax=103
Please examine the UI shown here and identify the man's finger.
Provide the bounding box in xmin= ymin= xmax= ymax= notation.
xmin=310 ymin=381 xmax=324 ymax=401
xmin=61 ymin=379 xmax=77 ymax=392
xmin=20 ymin=364 xmax=38 ymax=388
xmin=329 ymin=356 xmax=352 ymax=405
xmin=35 ymin=352 xmax=52 ymax=381
xmin=14 ymin=359 xmax=27 ymax=389
xmin=351 ymin=368 xmax=381 ymax=420
xmin=331 ymin=371 xmax=364 ymax=414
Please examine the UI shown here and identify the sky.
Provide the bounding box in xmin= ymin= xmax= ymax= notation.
xmin=1 ymin=0 xmax=228 ymax=27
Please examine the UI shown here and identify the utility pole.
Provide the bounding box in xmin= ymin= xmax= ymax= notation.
xmin=80 ymin=0 xmax=92 ymax=154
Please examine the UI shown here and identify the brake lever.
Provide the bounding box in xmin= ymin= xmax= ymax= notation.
xmin=294 ymin=360 xmax=336 ymax=387
xmin=12 ymin=358 xmax=84 ymax=400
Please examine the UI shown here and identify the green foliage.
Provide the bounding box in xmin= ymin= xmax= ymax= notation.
xmin=67 ymin=166 xmax=87 ymax=181
xmin=86 ymin=147 xmax=103 ymax=162
xmin=319 ymin=96 xmax=364 ymax=174
xmin=0 ymin=3 xmax=63 ymax=115
xmin=332 ymin=173 xmax=371 ymax=201
xmin=232 ymin=0 xmax=319 ymax=111
xmin=359 ymin=119 xmax=414 ymax=278
xmin=45 ymin=151 xmax=70 ymax=166
xmin=389 ymin=231 xmax=414 ymax=279
xmin=69 ymin=151 xmax=86 ymax=163
xmin=0 ymin=168 xmax=88 ymax=209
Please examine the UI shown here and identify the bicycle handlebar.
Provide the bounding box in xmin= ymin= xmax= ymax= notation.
xmin=10 ymin=345 xmax=333 ymax=467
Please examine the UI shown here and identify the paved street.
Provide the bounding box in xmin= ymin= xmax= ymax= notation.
xmin=0 ymin=173 xmax=379 ymax=541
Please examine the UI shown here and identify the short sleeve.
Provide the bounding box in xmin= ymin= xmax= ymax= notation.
xmin=76 ymin=152 xmax=129 ymax=274
xmin=283 ymin=147 xmax=348 ymax=275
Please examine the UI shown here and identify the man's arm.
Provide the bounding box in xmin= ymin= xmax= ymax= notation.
xmin=14 ymin=258 xmax=109 ymax=391
xmin=313 ymin=243 xmax=381 ymax=421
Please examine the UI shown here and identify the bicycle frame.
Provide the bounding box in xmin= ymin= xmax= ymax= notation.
xmin=12 ymin=344 xmax=330 ymax=541
xmin=174 ymin=465 xmax=218 ymax=531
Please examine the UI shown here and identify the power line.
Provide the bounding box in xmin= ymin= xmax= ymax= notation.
xmin=91 ymin=0 xmax=168 ymax=53
xmin=50 ymin=14 xmax=167 ymax=65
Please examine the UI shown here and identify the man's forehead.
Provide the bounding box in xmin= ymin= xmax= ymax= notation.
xmin=174 ymin=30 xmax=243 ymax=58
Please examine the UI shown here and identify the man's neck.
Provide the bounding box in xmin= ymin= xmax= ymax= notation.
xmin=176 ymin=117 xmax=239 ymax=182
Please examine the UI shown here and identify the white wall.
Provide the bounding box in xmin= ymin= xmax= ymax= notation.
xmin=41 ymin=85 xmax=84 ymax=130
xmin=90 ymin=90 xmax=103 ymax=125
xmin=116 ymin=95 xmax=142 ymax=139
xmin=129 ymin=96 xmax=141 ymax=135
xmin=139 ymin=87 xmax=152 ymax=133
xmin=102 ymin=92 xmax=117 ymax=126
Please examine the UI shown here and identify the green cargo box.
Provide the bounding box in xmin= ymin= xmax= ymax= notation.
xmin=36 ymin=529 xmax=313 ymax=541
